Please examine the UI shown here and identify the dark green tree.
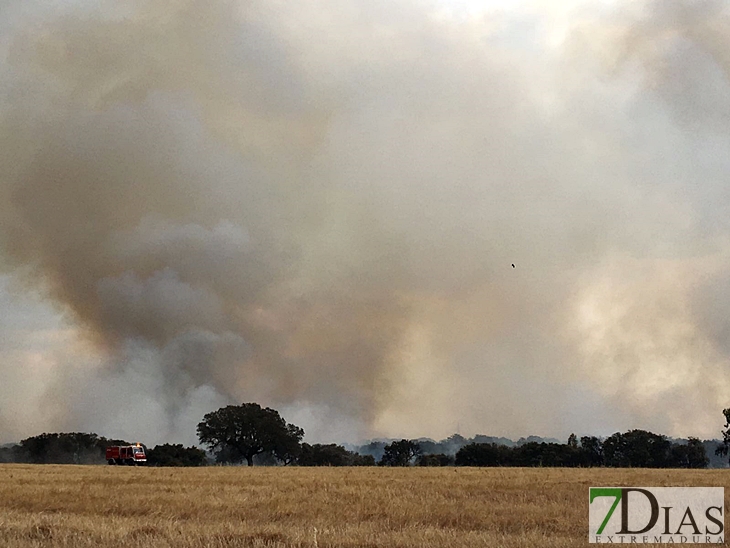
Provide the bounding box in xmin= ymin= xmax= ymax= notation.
xmin=603 ymin=430 xmax=672 ymax=468
xmin=147 ymin=444 xmax=207 ymax=467
xmin=296 ymin=443 xmax=373 ymax=466
xmin=197 ymin=403 xmax=304 ymax=466
xmin=511 ymin=442 xmax=582 ymax=467
xmin=670 ymin=438 xmax=709 ymax=469
xmin=354 ymin=454 xmax=377 ymax=466
xmin=273 ymin=423 xmax=305 ymax=465
xmin=18 ymin=433 xmax=131 ymax=464
xmin=715 ymin=408 xmax=730 ymax=464
xmin=579 ymin=436 xmax=604 ymax=467
xmin=455 ymin=443 xmax=510 ymax=466
xmin=379 ymin=439 xmax=421 ymax=466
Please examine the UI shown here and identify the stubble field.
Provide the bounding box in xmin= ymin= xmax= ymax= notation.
xmin=0 ymin=465 xmax=726 ymax=547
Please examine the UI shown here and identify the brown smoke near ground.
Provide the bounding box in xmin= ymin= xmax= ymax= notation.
xmin=1 ymin=0 xmax=730 ymax=445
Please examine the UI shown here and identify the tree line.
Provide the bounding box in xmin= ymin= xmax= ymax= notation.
xmin=452 ymin=432 xmax=708 ymax=468
xmin=2 ymin=402 xmax=729 ymax=468
xmin=0 ymin=432 xmax=207 ymax=467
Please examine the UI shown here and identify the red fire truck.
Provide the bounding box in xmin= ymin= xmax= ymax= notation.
xmin=106 ymin=444 xmax=147 ymax=465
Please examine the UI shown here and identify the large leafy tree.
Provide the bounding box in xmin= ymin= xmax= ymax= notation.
xmin=579 ymin=436 xmax=604 ymax=467
xmin=602 ymin=430 xmax=672 ymax=468
xmin=671 ymin=438 xmax=709 ymax=469
xmin=197 ymin=403 xmax=304 ymax=466
xmin=379 ymin=439 xmax=421 ymax=466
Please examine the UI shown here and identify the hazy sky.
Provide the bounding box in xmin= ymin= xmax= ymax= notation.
xmin=1 ymin=0 xmax=730 ymax=446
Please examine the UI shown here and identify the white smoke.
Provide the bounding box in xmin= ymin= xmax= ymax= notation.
xmin=0 ymin=0 xmax=729 ymax=445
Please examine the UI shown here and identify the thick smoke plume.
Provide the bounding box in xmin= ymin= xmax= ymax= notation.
xmin=1 ymin=0 xmax=730 ymax=445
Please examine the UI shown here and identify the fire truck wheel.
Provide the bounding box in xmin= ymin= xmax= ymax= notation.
xmin=107 ymin=459 xmax=115 ymax=465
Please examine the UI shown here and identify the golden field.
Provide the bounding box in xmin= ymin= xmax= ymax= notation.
xmin=0 ymin=465 xmax=727 ymax=547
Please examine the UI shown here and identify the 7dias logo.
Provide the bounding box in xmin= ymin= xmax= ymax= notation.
xmin=589 ymin=487 xmax=724 ymax=544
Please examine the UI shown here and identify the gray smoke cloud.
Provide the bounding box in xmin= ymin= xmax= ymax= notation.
xmin=1 ymin=0 xmax=730 ymax=446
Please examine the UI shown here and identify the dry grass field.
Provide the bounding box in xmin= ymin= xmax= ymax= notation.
xmin=0 ymin=465 xmax=726 ymax=547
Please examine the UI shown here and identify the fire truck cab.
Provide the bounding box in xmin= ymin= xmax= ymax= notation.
xmin=106 ymin=444 xmax=147 ymax=465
